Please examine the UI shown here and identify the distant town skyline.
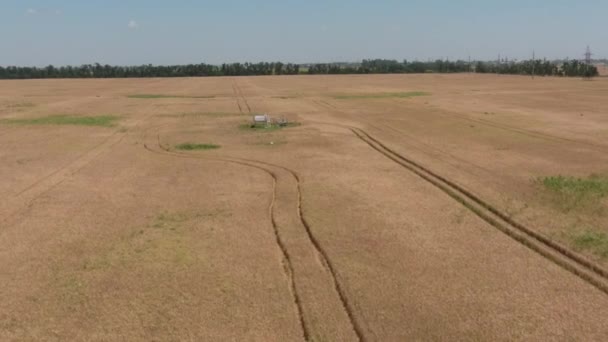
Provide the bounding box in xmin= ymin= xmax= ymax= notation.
xmin=1 ymin=0 xmax=606 ymax=66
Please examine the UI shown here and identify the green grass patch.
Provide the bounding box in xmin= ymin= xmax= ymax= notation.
xmin=239 ymin=123 xmax=281 ymax=132
xmin=0 ymin=115 xmax=119 ymax=127
xmin=82 ymin=211 xmax=201 ymax=272
xmin=128 ymin=94 xmax=215 ymax=99
xmin=175 ymin=143 xmax=220 ymax=151
xmin=541 ymin=175 xmax=608 ymax=196
xmin=570 ymin=230 xmax=608 ymax=259
xmin=538 ymin=174 xmax=608 ymax=212
xmin=272 ymin=95 xmax=300 ymax=99
xmin=153 ymin=212 xmax=190 ymax=230
xmin=157 ymin=112 xmax=244 ymax=118
xmin=333 ymin=91 xmax=430 ymax=100
xmin=239 ymin=122 xmax=301 ymax=132
xmin=6 ymin=102 xmax=35 ymax=109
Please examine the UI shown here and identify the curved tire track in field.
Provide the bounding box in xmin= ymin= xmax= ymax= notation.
xmin=351 ymin=127 xmax=608 ymax=295
xmin=370 ymin=122 xmax=494 ymax=175
xmin=142 ymin=132 xmax=309 ymax=341
xmin=232 ymin=83 xmax=364 ymax=339
xmin=142 ymin=128 xmax=363 ymax=341
xmin=316 ymin=98 xmax=493 ymax=181
xmin=312 ymin=100 xmax=608 ymax=296
xmin=226 ymin=157 xmax=367 ymax=341
xmin=326 ymin=95 xmax=606 ymax=151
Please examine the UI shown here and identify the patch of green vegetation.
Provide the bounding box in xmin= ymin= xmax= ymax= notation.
xmin=538 ymin=174 xmax=608 ymax=212
xmin=127 ymin=94 xmax=215 ymax=99
xmin=153 ymin=212 xmax=190 ymax=229
xmin=0 ymin=115 xmax=119 ymax=127
xmin=7 ymin=102 xmax=35 ymax=109
xmin=272 ymin=95 xmax=300 ymax=99
xmin=570 ymin=230 xmax=608 ymax=259
xmin=541 ymin=175 xmax=608 ymax=196
xmin=175 ymin=143 xmax=220 ymax=151
xmin=58 ymin=275 xmax=87 ymax=307
xmin=333 ymin=91 xmax=430 ymax=100
xmin=239 ymin=122 xmax=301 ymax=132
xmin=82 ymin=212 xmax=205 ymax=271
xmin=157 ymin=112 xmax=244 ymax=118
xmin=542 ymin=174 xmax=608 ymax=198
xmin=239 ymin=123 xmax=281 ymax=132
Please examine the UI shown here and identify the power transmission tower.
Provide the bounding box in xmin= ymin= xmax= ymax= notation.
xmin=584 ymin=45 xmax=593 ymax=65
xmin=583 ymin=45 xmax=593 ymax=80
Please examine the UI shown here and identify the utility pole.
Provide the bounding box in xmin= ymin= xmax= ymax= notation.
xmin=497 ymin=54 xmax=501 ymax=75
xmin=532 ymin=50 xmax=535 ymax=79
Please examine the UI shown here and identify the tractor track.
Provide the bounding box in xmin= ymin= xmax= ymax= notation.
xmin=446 ymin=114 xmax=608 ymax=151
xmin=226 ymin=157 xmax=367 ymax=342
xmin=312 ymin=100 xmax=491 ymax=177
xmin=230 ymin=89 xmax=364 ymax=340
xmin=369 ymin=122 xmax=494 ymax=176
xmin=236 ymin=82 xmax=252 ymax=113
xmin=232 ymin=81 xmax=252 ymax=114
xmin=228 ymin=88 xmax=364 ymax=340
xmin=385 ymin=105 xmax=608 ymax=152
xmin=0 ymin=128 xmax=130 ymax=228
xmin=1 ymin=109 xmax=154 ymax=229
xmin=312 ymin=100 xmax=608 ymax=296
xmin=326 ymin=95 xmax=606 ymax=151
xmin=142 ymin=124 xmax=364 ymax=341
xmin=142 ymin=130 xmax=309 ymax=341
xmin=232 ymin=83 xmax=244 ymax=113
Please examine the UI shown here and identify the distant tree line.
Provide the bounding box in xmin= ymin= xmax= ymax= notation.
xmin=475 ymin=59 xmax=598 ymax=77
xmin=0 ymin=62 xmax=301 ymax=79
xmin=0 ymin=58 xmax=598 ymax=79
xmin=306 ymin=59 xmax=471 ymax=74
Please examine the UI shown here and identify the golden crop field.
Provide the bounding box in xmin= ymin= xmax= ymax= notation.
xmin=2 ymin=74 xmax=608 ymax=340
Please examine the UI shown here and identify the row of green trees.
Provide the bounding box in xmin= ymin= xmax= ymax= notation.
xmin=0 ymin=59 xmax=598 ymax=79
xmin=475 ymin=59 xmax=598 ymax=77
xmin=0 ymin=59 xmax=474 ymax=79
xmin=0 ymin=62 xmax=302 ymax=79
xmin=220 ymin=62 xmax=300 ymax=76
xmin=304 ymin=59 xmax=471 ymax=74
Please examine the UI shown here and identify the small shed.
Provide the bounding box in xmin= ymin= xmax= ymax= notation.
xmin=253 ymin=114 xmax=270 ymax=127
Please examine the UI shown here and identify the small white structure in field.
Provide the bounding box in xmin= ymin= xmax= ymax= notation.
xmin=253 ymin=114 xmax=270 ymax=127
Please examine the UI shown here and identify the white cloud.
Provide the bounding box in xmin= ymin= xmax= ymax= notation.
xmin=26 ymin=8 xmax=61 ymax=16
xmin=128 ymin=20 xmax=139 ymax=30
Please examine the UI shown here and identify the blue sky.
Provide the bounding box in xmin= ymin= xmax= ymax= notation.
xmin=1 ymin=1 xmax=606 ymax=66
